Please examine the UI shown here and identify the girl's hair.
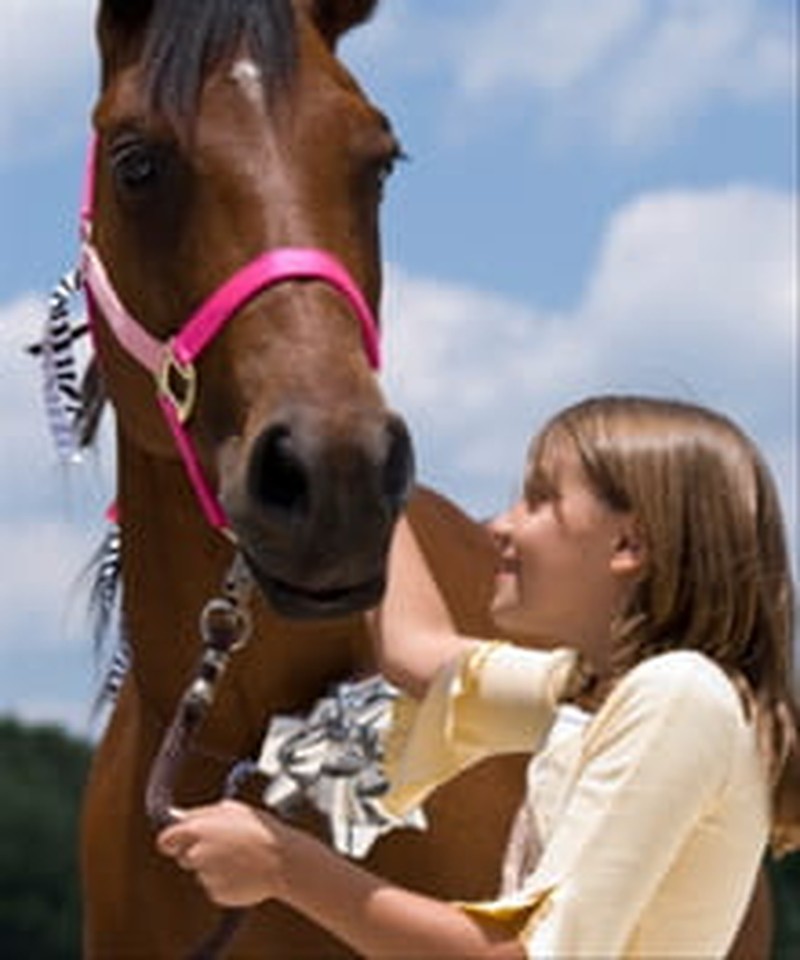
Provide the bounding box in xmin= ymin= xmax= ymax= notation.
xmin=529 ymin=394 xmax=798 ymax=853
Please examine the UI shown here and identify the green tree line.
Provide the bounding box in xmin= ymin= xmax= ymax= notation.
xmin=0 ymin=716 xmax=90 ymax=959
xmin=0 ymin=715 xmax=798 ymax=958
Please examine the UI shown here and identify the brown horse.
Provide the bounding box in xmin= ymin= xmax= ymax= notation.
xmin=78 ymin=1 xmax=773 ymax=957
xmin=80 ymin=1 xmax=525 ymax=955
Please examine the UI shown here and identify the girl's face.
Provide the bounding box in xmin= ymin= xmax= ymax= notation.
xmin=489 ymin=447 xmax=638 ymax=670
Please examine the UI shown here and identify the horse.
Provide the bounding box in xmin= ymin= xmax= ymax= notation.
xmin=77 ymin=1 xmax=774 ymax=956
xmin=79 ymin=1 xmax=527 ymax=956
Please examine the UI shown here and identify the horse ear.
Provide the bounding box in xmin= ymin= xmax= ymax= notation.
xmin=96 ymin=0 xmax=154 ymax=78
xmin=302 ymin=0 xmax=379 ymax=48
xmin=99 ymin=0 xmax=154 ymax=30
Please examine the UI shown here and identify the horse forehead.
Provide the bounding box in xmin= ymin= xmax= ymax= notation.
xmin=228 ymin=57 xmax=264 ymax=102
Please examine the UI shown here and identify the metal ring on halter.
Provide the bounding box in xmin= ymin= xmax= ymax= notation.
xmin=157 ymin=347 xmax=198 ymax=424
xmin=199 ymin=597 xmax=252 ymax=653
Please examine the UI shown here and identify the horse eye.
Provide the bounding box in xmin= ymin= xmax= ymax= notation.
xmin=376 ymin=146 xmax=408 ymax=196
xmin=110 ymin=138 xmax=161 ymax=191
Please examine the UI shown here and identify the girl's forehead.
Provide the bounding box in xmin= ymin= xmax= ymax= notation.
xmin=528 ymin=428 xmax=575 ymax=477
xmin=524 ymin=433 xmax=586 ymax=500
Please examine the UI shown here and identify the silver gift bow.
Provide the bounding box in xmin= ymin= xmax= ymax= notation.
xmin=256 ymin=675 xmax=426 ymax=859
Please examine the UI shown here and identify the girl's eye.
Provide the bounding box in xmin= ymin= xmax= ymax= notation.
xmin=526 ymin=489 xmax=547 ymax=508
xmin=525 ymin=477 xmax=558 ymax=509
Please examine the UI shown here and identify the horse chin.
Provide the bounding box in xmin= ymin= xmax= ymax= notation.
xmin=244 ymin=557 xmax=385 ymax=620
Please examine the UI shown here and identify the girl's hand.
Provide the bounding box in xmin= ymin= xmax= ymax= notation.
xmin=156 ymin=799 xmax=287 ymax=907
xmin=159 ymin=797 xmax=526 ymax=957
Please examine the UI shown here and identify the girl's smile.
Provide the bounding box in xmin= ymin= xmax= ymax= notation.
xmin=487 ymin=448 xmax=643 ymax=668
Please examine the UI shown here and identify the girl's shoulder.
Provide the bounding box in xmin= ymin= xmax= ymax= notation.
xmin=622 ymin=649 xmax=739 ymax=699
xmin=596 ymin=650 xmax=748 ymax=740
xmin=627 ymin=648 xmax=734 ymax=689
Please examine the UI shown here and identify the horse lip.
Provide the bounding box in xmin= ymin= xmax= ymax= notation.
xmin=244 ymin=556 xmax=385 ymax=620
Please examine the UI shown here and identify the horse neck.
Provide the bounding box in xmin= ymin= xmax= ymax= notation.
xmin=116 ymin=436 xmax=372 ymax=736
xmin=116 ymin=437 xmax=230 ymax=699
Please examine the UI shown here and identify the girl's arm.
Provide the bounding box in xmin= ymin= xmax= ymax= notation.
xmin=158 ymin=800 xmax=524 ymax=960
xmin=369 ymin=516 xmax=478 ymax=698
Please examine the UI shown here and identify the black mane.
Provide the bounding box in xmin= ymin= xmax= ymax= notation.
xmin=142 ymin=0 xmax=298 ymax=123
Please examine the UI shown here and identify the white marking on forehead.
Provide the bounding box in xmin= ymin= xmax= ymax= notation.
xmin=229 ymin=58 xmax=264 ymax=100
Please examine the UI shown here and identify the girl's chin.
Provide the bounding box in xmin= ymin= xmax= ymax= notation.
xmin=489 ymin=602 xmax=562 ymax=647
xmin=489 ymin=600 xmax=524 ymax=633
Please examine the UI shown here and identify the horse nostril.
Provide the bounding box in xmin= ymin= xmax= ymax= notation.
xmin=248 ymin=423 xmax=309 ymax=516
xmin=383 ymin=416 xmax=415 ymax=511
xmin=246 ymin=412 xmax=414 ymax=526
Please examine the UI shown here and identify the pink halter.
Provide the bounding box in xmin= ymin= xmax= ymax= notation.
xmin=80 ymin=138 xmax=381 ymax=532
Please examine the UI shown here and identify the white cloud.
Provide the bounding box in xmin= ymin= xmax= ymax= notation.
xmin=590 ymin=0 xmax=796 ymax=148
xmin=0 ymin=295 xmax=113 ymax=657
xmin=359 ymin=0 xmax=795 ymax=152
xmin=0 ymin=295 xmax=65 ymax=504
xmin=582 ymin=185 xmax=796 ymax=359
xmin=0 ymin=0 xmax=95 ymax=157
xmin=382 ymin=270 xmax=594 ymax=498
xmin=0 ymin=517 xmax=99 ymax=650
xmin=382 ymin=184 xmax=797 ymax=535
xmin=454 ymin=0 xmax=644 ymax=97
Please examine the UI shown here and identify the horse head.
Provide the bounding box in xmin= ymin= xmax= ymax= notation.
xmin=87 ymin=0 xmax=413 ymax=619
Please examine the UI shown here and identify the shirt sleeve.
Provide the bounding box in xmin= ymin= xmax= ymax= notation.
xmin=380 ymin=642 xmax=576 ymax=817
xmin=458 ymin=652 xmax=741 ymax=958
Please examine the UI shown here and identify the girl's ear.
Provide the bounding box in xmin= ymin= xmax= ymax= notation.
xmin=610 ymin=517 xmax=647 ymax=577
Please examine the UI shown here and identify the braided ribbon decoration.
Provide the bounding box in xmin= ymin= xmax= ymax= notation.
xmin=30 ymin=269 xmax=89 ymax=462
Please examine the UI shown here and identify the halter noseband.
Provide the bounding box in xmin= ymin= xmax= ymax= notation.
xmin=80 ymin=138 xmax=381 ymax=533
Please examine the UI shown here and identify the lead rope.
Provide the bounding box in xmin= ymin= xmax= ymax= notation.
xmin=145 ymin=553 xmax=253 ymax=959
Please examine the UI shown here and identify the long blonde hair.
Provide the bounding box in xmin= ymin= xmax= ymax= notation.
xmin=531 ymin=395 xmax=798 ymax=852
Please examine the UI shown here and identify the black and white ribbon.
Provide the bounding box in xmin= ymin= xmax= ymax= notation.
xmin=31 ymin=269 xmax=89 ymax=462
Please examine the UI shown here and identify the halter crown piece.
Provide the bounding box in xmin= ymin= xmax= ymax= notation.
xmin=79 ymin=136 xmax=382 ymax=534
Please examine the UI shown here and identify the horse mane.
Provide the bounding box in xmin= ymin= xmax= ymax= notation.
xmin=141 ymin=0 xmax=298 ymax=125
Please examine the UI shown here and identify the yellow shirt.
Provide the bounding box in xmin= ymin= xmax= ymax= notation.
xmin=382 ymin=644 xmax=769 ymax=959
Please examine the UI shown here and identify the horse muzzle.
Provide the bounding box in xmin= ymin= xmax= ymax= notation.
xmin=222 ymin=405 xmax=415 ymax=619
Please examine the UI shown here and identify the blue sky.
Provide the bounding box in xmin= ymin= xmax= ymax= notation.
xmin=0 ymin=0 xmax=796 ymax=735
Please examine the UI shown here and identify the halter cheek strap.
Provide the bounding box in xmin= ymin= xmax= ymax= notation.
xmin=80 ymin=140 xmax=382 ymax=533
xmin=81 ymin=245 xmax=380 ymax=379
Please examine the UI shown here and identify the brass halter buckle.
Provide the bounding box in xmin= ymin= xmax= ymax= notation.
xmin=157 ymin=346 xmax=198 ymax=424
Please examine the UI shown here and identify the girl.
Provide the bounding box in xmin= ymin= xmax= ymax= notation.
xmin=158 ymin=395 xmax=799 ymax=958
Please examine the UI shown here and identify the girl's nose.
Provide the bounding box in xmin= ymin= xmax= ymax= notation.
xmin=487 ymin=509 xmax=513 ymax=551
